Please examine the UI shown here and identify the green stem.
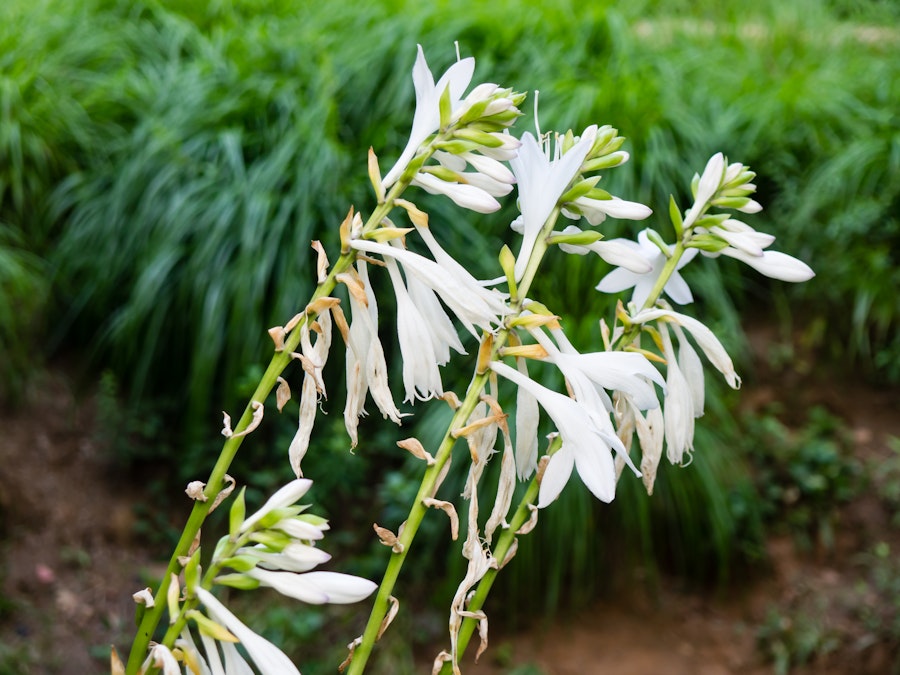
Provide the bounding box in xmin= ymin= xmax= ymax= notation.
xmin=124 ymin=161 xmax=416 ymax=674
xmin=346 ymin=209 xmax=560 ymax=675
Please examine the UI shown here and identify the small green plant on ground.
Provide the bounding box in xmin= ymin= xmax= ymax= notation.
xmin=737 ymin=405 xmax=863 ymax=550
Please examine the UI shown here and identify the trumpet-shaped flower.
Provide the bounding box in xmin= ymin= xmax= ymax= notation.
xmin=195 ymin=587 xmax=301 ymax=675
xmin=350 ymin=238 xmax=508 ymax=337
xmin=596 ymin=229 xmax=698 ymax=307
xmin=555 ymin=225 xmax=653 ymax=274
xmin=490 ymin=360 xmax=621 ymax=507
xmin=509 ymin=127 xmax=597 ymax=281
xmin=343 ymin=262 xmax=404 ymax=446
xmin=384 ymin=46 xmax=475 ymax=187
xmin=239 ymin=479 xmax=312 ymax=533
xmin=384 ymin=257 xmax=445 ymax=401
xmin=562 ymin=194 xmax=652 ymax=227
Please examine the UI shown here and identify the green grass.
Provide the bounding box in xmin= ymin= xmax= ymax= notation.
xmin=1 ymin=0 xmax=897 ymax=636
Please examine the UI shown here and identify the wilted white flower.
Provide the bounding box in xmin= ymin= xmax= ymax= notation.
xmin=596 ymin=229 xmax=698 ymax=307
xmin=384 ymin=256 xmax=445 ymax=401
xmin=343 ymin=262 xmax=404 ymax=446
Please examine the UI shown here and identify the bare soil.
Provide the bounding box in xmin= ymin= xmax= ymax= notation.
xmin=1 ymin=343 xmax=898 ymax=674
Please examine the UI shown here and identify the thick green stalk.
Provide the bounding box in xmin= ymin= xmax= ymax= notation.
xmin=347 ymin=209 xmax=559 ymax=674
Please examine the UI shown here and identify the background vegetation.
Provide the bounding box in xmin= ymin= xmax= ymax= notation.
xmin=1 ymin=0 xmax=898 ymax=672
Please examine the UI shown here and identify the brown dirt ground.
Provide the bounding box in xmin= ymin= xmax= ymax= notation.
xmin=1 ymin=335 xmax=899 ymax=674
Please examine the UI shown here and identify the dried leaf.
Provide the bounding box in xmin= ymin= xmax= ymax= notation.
xmin=373 ymin=523 xmax=403 ymax=553
xmin=397 ymin=437 xmax=435 ymax=465
xmin=422 ymin=498 xmax=459 ymax=540
xmin=110 ymin=647 xmax=125 ymax=675
xmin=338 ymin=636 xmax=363 ymax=673
xmin=209 ymin=474 xmax=236 ymax=513
xmin=311 ymin=240 xmax=329 ymax=283
xmin=339 ymin=206 xmax=354 ymax=254
xmin=515 ymin=504 xmax=539 ymax=535
xmin=377 ymin=596 xmax=399 ymax=640
xmin=498 ymin=537 xmax=518 ymax=568
xmin=276 ymin=377 xmax=291 ymax=413
xmin=439 ymin=391 xmax=461 ymax=410
xmin=267 ymin=326 xmax=285 ymax=352
xmin=229 ymin=401 xmax=264 ymax=439
xmin=184 ymin=481 xmax=207 ymax=501
xmin=132 ymin=587 xmax=154 ymax=607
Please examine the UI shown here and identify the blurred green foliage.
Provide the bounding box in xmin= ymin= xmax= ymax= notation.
xmin=1 ymin=0 xmax=898 ymax=660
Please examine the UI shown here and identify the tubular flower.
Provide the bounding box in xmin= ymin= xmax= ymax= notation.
xmin=509 ymin=127 xmax=597 ymax=281
xmin=490 ymin=360 xmax=621 ymax=507
xmin=384 ymin=45 xmax=476 ymax=187
xmin=596 ymin=229 xmax=698 ymax=307
xmin=195 ymin=587 xmax=301 ymax=675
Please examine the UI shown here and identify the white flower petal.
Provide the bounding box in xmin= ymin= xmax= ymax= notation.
xmin=196 ymin=587 xmax=301 ymax=675
xmin=247 ymin=569 xmax=377 ymax=605
xmin=721 ymin=247 xmax=815 ymax=282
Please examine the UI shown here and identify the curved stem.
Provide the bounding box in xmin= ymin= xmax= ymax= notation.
xmin=124 ymin=161 xmax=418 ymax=674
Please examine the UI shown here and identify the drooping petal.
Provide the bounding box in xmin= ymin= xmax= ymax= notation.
xmin=195 ymin=588 xmax=301 ymax=675
xmin=720 ymin=247 xmax=815 ymax=282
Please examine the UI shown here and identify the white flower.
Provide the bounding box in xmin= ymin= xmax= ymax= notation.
xmin=514 ymin=357 xmax=540 ymax=480
xmin=658 ymin=324 xmax=695 ymax=465
xmin=411 ymin=172 xmax=502 ymax=213
xmin=271 ymin=516 xmax=328 ymax=541
xmin=555 ymin=225 xmax=653 ymax=274
xmin=509 ymin=128 xmax=597 ymax=281
xmin=718 ymin=247 xmax=815 ymax=282
xmin=350 ymin=238 xmax=508 ymax=336
xmin=683 ymin=152 xmax=725 ymax=230
xmin=343 ymin=261 xmax=404 ymax=446
xmin=384 ymin=257 xmax=445 ymax=402
xmin=195 ymin=587 xmax=301 ymax=675
xmin=490 ymin=360 xmax=620 ymax=507
xmin=596 ymin=229 xmax=698 ymax=307
xmin=631 ymin=307 xmax=741 ymax=390
xmin=384 ymin=45 xmax=475 ymax=187
xmin=246 ymin=568 xmax=377 ymax=605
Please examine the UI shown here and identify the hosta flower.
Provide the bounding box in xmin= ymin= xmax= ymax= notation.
xmin=490 ymin=360 xmax=622 ymax=507
xmin=562 ymin=194 xmax=652 ymax=227
xmin=696 ymin=217 xmax=815 ymax=282
xmin=384 ymin=256 xmax=445 ymax=401
xmin=343 ymin=261 xmax=404 ymax=446
xmin=384 ymin=46 xmax=475 ymax=187
xmin=555 ymin=225 xmax=653 ymax=274
xmin=596 ymin=229 xmax=698 ymax=307
xmin=350 ymin=238 xmax=508 ymax=336
xmin=239 ymin=479 xmax=312 ymax=533
xmin=509 ymin=127 xmax=597 ymax=281
xmin=239 ymin=542 xmax=332 ymax=573
xmin=195 ymin=587 xmax=301 ymax=675
xmin=630 ymin=307 xmax=741 ymax=390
